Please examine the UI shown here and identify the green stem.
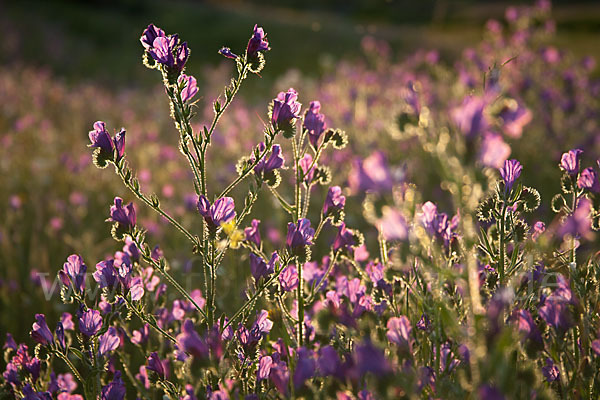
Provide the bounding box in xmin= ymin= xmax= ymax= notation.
xmin=133 ymin=236 xmax=208 ymax=321
xmin=223 ymin=262 xmax=289 ymax=332
xmin=55 ymin=351 xmax=83 ymax=384
xmin=499 ymin=200 xmax=507 ymax=285
xmin=116 ymin=162 xmax=199 ymax=250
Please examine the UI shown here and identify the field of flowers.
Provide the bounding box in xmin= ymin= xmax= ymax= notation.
xmin=2 ymin=1 xmax=600 ymax=398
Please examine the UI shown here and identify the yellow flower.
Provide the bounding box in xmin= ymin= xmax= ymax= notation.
xmin=221 ymin=220 xmax=244 ymax=249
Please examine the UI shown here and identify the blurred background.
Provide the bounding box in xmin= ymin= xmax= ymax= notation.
xmin=1 ymin=0 xmax=599 ymax=343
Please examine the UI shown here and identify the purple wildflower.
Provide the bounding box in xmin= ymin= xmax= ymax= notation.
xmin=270 ymin=360 xmax=290 ymax=396
xmin=304 ymin=101 xmax=327 ymax=148
xmin=250 ymin=252 xmax=277 ymax=281
xmin=578 ymin=167 xmax=600 ymax=192
xmin=513 ymin=309 xmax=542 ymax=345
xmin=279 ymin=265 xmax=299 ymax=292
xmin=149 ymin=36 xmax=177 ymax=66
xmin=197 ymin=195 xmax=236 ymax=230
xmin=88 ymin=121 xmax=114 ymax=155
xmin=140 ymin=24 xmax=165 ymax=50
xmin=89 ymin=122 xmax=126 ymax=163
xmin=253 ymin=143 xmax=284 ymax=176
xmin=293 ymin=348 xmax=316 ymax=389
xmin=479 ymin=133 xmax=511 ymax=169
xmin=244 ymin=219 xmax=261 ymax=247
xmin=257 ymin=355 xmax=273 ymax=381
xmin=55 ymin=322 xmax=65 ymax=350
xmin=499 ymin=159 xmax=522 ymax=192
xmin=93 ymin=260 xmax=117 ymax=289
xmin=298 ymin=153 xmax=316 ymax=184
xmin=79 ymin=309 xmax=103 ymax=337
xmin=178 ymin=74 xmax=199 ymax=103
xmin=541 ymin=358 xmax=560 ymax=382
xmin=31 ymin=314 xmax=53 ymax=345
xmin=100 ymin=371 xmax=126 ymax=400
xmin=354 ymin=341 xmax=391 ymax=377
xmin=176 ymin=320 xmax=208 ymax=359
xmin=322 ymin=186 xmax=345 ymax=218
xmin=286 ymin=218 xmax=315 ymax=252
xmin=271 ymin=88 xmax=301 ymax=132
xmin=378 ymin=206 xmax=408 ymax=241
xmin=333 ymin=222 xmax=357 ymax=252
xmin=317 ymin=346 xmax=342 ymax=378
xmin=451 ymin=95 xmax=489 ymax=138
xmin=386 ymin=316 xmax=412 ymax=351
xmin=560 ymin=149 xmax=583 ymax=176
xmin=348 ymin=151 xmax=394 ymax=194
xmin=558 ymin=197 xmax=593 ymax=239
xmin=246 ymin=25 xmax=270 ymax=59
xmin=109 ymin=197 xmax=136 ymax=231
xmin=147 ymin=352 xmax=168 ymax=380
xmin=98 ymin=327 xmax=120 ymax=357
xmin=59 ymin=254 xmax=87 ymax=294
xmin=218 ymin=47 xmax=238 ymax=59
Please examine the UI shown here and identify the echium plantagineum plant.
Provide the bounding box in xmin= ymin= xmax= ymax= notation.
xmin=5 ymin=12 xmax=600 ymax=400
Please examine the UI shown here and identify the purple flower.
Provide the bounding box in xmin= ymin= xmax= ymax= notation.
xmin=253 ymin=143 xmax=284 ymax=176
xmin=93 ymin=260 xmax=117 ymax=289
xmin=333 ymin=223 xmax=356 ymax=252
xmin=149 ymin=36 xmax=177 ymax=66
xmin=539 ymin=282 xmax=573 ymax=332
xmin=304 ymin=101 xmax=327 ymax=148
xmin=98 ymin=327 xmax=120 ymax=357
xmin=378 ymin=206 xmax=408 ymax=241
xmin=479 ymin=133 xmax=511 ymax=169
xmin=354 ymin=341 xmax=390 ymax=377
xmin=59 ymin=254 xmax=87 ymax=294
xmin=257 ymin=355 xmax=273 ymax=381
xmin=246 ymin=25 xmax=270 ymax=59
xmin=317 ymin=346 xmax=342 ymax=378
xmin=178 ymin=74 xmax=199 ymax=103
xmin=55 ymin=322 xmax=65 ymax=350
xmin=31 ymin=314 xmax=53 ymax=345
xmin=147 ymin=352 xmax=168 ymax=380
xmin=348 ymin=151 xmax=394 ymax=194
xmin=499 ymin=159 xmax=522 ymax=192
xmin=451 ymin=95 xmax=489 ymax=138
xmin=293 ymin=347 xmax=316 ymax=389
xmin=100 ymin=371 xmax=126 ymax=400
xmin=109 ymin=197 xmax=136 ymax=231
xmin=286 ymin=219 xmax=315 ymax=252
xmin=271 ymin=88 xmax=301 ymax=132
xmin=279 ymin=265 xmax=299 ymax=291
xmin=298 ymin=154 xmax=316 ymax=184
xmin=4 ymin=333 xmax=17 ymax=350
xmin=500 ymin=103 xmax=532 ymax=138
xmin=250 ymin=252 xmax=277 ymax=281
xmin=176 ymin=320 xmax=208 ymax=359
xmin=541 ymin=358 xmax=560 ymax=382
xmin=513 ymin=309 xmax=542 ymax=345
xmin=89 ymin=122 xmax=126 ymax=164
xmin=578 ymin=167 xmax=600 ymax=192
xmin=22 ymin=384 xmax=52 ymax=400
xmin=322 ymin=186 xmax=345 ymax=218
xmin=560 ymin=149 xmax=583 ymax=175
xmin=532 ymin=221 xmax=546 ymax=241
xmin=197 ymin=196 xmax=236 ymax=230
xmin=558 ymin=197 xmax=593 ymax=239
xmin=386 ymin=316 xmax=412 ymax=351
xmin=218 ymin=47 xmax=238 ymax=59
xmin=140 ymin=24 xmax=165 ymax=50
xmin=416 ymin=314 xmax=431 ymax=331
xmin=88 ymin=121 xmax=114 ymax=155
xmin=270 ymin=361 xmax=290 ymax=396
xmin=244 ymin=219 xmax=261 ymax=247
xmin=79 ymin=309 xmax=102 ymax=337
xmin=478 ymin=385 xmax=505 ymax=400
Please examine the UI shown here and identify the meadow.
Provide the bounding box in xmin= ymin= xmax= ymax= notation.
xmin=1 ymin=0 xmax=600 ymax=398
